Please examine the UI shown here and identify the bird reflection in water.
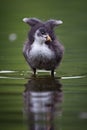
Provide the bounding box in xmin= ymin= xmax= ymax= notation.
xmin=23 ymin=76 xmax=63 ymax=130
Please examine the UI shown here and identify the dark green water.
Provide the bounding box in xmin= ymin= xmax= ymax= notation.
xmin=0 ymin=72 xmax=87 ymax=130
xmin=0 ymin=0 xmax=87 ymax=129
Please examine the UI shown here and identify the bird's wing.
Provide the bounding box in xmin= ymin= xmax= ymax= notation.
xmin=23 ymin=40 xmax=31 ymax=62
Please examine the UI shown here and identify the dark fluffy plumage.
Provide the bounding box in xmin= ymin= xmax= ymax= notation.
xmin=23 ymin=18 xmax=64 ymax=76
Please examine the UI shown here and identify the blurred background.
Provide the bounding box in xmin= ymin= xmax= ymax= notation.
xmin=0 ymin=0 xmax=87 ymax=130
xmin=0 ymin=0 xmax=87 ymax=75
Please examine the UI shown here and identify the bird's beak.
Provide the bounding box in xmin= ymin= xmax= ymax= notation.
xmin=46 ymin=35 xmax=52 ymax=42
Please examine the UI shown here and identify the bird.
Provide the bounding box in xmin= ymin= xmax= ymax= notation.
xmin=23 ymin=18 xmax=64 ymax=76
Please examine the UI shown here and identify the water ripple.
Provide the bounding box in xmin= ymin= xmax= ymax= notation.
xmin=0 ymin=70 xmax=86 ymax=80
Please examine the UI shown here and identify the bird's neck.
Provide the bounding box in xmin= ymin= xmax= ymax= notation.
xmin=34 ymin=39 xmax=45 ymax=45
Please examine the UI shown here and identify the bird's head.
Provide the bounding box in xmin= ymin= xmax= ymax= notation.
xmin=34 ymin=27 xmax=52 ymax=44
xmin=23 ymin=18 xmax=63 ymax=44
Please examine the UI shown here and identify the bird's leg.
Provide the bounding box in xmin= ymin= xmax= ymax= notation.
xmin=51 ymin=70 xmax=54 ymax=77
xmin=33 ymin=68 xmax=36 ymax=76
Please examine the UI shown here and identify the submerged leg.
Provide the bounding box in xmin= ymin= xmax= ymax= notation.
xmin=33 ymin=68 xmax=36 ymax=75
xmin=51 ymin=70 xmax=54 ymax=77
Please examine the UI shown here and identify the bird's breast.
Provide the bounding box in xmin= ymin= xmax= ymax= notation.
xmin=29 ymin=42 xmax=55 ymax=59
xmin=27 ymin=42 xmax=56 ymax=69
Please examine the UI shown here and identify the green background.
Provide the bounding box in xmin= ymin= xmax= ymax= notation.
xmin=0 ymin=0 xmax=87 ymax=130
xmin=0 ymin=0 xmax=87 ymax=76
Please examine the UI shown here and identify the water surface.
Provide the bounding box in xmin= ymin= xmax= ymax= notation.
xmin=0 ymin=71 xmax=87 ymax=130
xmin=0 ymin=0 xmax=87 ymax=129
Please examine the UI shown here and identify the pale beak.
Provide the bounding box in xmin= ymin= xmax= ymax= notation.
xmin=46 ymin=35 xmax=52 ymax=42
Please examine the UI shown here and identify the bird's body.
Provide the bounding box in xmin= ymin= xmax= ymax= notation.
xmin=23 ymin=18 xmax=64 ymax=76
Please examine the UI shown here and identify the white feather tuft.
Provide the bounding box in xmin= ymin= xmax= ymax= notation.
xmin=56 ymin=20 xmax=63 ymax=24
xmin=23 ymin=18 xmax=29 ymax=23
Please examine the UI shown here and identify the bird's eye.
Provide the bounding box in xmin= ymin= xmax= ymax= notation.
xmin=41 ymin=31 xmax=45 ymax=35
xmin=39 ymin=28 xmax=46 ymax=35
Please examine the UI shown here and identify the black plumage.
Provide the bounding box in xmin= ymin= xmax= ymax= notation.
xmin=23 ymin=18 xmax=64 ymax=76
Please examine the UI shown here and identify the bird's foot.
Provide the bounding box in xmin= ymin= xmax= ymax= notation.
xmin=51 ymin=70 xmax=55 ymax=77
xmin=32 ymin=68 xmax=37 ymax=76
